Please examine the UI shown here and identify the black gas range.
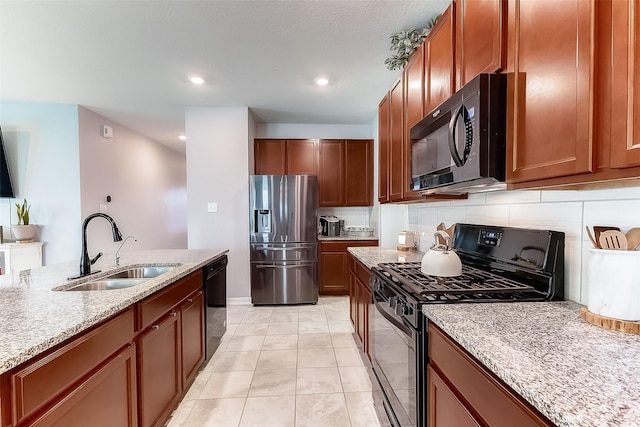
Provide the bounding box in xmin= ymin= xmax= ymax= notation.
xmin=368 ymin=223 xmax=565 ymax=427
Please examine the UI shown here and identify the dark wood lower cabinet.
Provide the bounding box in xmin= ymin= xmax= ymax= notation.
xmin=180 ymin=291 xmax=205 ymax=388
xmin=30 ymin=344 xmax=138 ymax=427
xmin=348 ymin=253 xmax=372 ymax=356
xmin=138 ymin=312 xmax=181 ymax=427
xmin=319 ymin=240 xmax=378 ymax=296
xmin=428 ymin=323 xmax=553 ymax=427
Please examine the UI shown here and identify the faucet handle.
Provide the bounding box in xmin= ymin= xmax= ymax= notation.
xmin=90 ymin=252 xmax=103 ymax=265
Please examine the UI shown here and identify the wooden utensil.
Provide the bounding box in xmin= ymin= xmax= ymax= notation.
xmin=436 ymin=223 xmax=456 ymax=245
xmin=593 ymin=226 xmax=620 ymax=246
xmin=585 ymin=226 xmax=599 ymax=248
xmin=599 ymin=230 xmax=628 ymax=250
xmin=625 ymin=227 xmax=640 ymax=250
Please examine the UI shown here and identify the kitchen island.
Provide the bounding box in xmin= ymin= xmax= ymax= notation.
xmin=0 ymin=248 xmax=227 ymax=427
xmin=347 ymin=246 xmax=640 ymax=427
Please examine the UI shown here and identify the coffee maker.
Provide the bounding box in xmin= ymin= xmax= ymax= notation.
xmin=319 ymin=216 xmax=340 ymax=237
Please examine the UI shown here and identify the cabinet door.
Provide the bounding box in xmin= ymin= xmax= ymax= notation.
xmin=456 ymin=0 xmax=506 ymax=87
xmin=610 ymin=0 xmax=640 ymax=168
xmin=358 ymin=278 xmax=371 ymax=356
xmin=255 ymin=139 xmax=286 ymax=175
xmin=389 ymin=77 xmax=405 ymax=202
xmin=29 ymin=344 xmax=138 ymax=427
xmin=506 ymin=0 xmax=594 ymax=183
xmin=287 ymin=139 xmax=318 ymax=175
xmin=318 ymin=139 xmax=346 ymax=207
xmin=349 ymin=272 xmax=357 ymax=328
xmin=345 ymin=139 xmax=373 ymax=206
xmin=378 ymin=94 xmax=390 ymax=203
xmin=425 ymin=3 xmax=455 ymax=114
xmin=138 ymin=312 xmax=181 ymax=427
xmin=181 ymin=291 xmax=205 ymax=388
xmin=428 ymin=365 xmax=481 ymax=427
xmin=318 ymin=251 xmax=349 ymax=295
xmin=404 ymin=47 xmax=425 ymax=200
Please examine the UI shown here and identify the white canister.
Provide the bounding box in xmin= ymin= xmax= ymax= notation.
xmin=587 ymin=248 xmax=640 ymax=321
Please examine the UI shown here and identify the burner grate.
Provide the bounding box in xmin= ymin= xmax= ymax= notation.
xmin=379 ymin=262 xmax=535 ymax=296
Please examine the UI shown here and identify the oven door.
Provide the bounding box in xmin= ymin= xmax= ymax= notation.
xmin=370 ymin=285 xmax=419 ymax=427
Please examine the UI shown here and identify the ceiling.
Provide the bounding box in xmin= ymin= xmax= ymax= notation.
xmin=0 ymin=1 xmax=448 ymax=154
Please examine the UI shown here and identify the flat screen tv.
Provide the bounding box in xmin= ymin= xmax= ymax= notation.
xmin=0 ymin=126 xmax=15 ymax=198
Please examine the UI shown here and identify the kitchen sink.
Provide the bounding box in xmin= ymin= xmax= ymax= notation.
xmin=60 ymin=264 xmax=179 ymax=291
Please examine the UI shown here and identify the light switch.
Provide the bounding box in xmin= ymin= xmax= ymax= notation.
xmin=207 ymin=202 xmax=218 ymax=213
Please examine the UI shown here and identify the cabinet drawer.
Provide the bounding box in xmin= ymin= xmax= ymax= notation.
xmin=138 ymin=270 xmax=202 ymax=331
xmin=9 ymin=308 xmax=135 ymax=425
xmin=352 ymin=257 xmax=371 ymax=290
xmin=320 ymin=240 xmax=378 ymax=253
xmin=429 ymin=323 xmax=552 ymax=427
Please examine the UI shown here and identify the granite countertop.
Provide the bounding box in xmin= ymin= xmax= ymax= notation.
xmin=347 ymin=246 xmax=423 ymax=267
xmin=0 ymin=248 xmax=227 ymax=374
xmin=318 ymin=235 xmax=379 ymax=241
xmin=423 ymin=302 xmax=640 ymax=427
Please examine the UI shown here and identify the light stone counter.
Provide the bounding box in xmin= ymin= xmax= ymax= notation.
xmin=423 ymin=302 xmax=640 ymax=427
xmin=0 ymin=248 xmax=227 ymax=374
xmin=347 ymin=246 xmax=423 ymax=268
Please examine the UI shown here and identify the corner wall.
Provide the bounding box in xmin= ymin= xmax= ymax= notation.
xmin=185 ymin=107 xmax=252 ymax=300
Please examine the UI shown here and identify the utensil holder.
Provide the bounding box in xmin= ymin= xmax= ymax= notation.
xmin=587 ymin=248 xmax=640 ymax=321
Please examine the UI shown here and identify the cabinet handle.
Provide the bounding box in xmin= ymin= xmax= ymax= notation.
xmin=187 ymin=298 xmax=193 ymax=303
xmin=152 ymin=325 xmax=159 ymax=330
xmin=170 ymin=312 xmax=177 ymax=317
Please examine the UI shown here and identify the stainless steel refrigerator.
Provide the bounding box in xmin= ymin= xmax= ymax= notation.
xmin=249 ymin=175 xmax=318 ymax=305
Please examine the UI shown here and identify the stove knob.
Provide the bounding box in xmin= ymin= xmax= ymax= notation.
xmin=388 ymin=296 xmax=397 ymax=310
xmin=395 ymin=301 xmax=405 ymax=316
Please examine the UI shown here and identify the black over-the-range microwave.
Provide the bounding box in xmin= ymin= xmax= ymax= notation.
xmin=410 ymin=73 xmax=507 ymax=195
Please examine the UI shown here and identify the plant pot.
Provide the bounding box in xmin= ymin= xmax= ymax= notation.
xmin=11 ymin=224 xmax=38 ymax=242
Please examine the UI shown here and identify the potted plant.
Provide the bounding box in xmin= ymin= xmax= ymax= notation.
xmin=11 ymin=199 xmax=38 ymax=242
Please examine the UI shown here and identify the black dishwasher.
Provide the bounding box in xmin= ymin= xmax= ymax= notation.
xmin=203 ymin=255 xmax=227 ymax=360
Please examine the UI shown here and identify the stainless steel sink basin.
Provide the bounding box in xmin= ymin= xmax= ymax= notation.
xmin=61 ymin=264 xmax=179 ymax=291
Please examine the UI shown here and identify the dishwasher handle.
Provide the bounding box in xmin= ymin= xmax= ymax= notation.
xmin=205 ymin=256 xmax=228 ymax=279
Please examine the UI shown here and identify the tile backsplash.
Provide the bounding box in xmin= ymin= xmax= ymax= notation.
xmin=405 ymin=187 xmax=640 ymax=304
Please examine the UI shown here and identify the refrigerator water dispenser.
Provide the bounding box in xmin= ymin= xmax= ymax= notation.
xmin=255 ymin=210 xmax=272 ymax=233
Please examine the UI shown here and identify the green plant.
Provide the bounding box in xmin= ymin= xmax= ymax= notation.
xmin=384 ymin=14 xmax=443 ymax=71
xmin=15 ymin=198 xmax=30 ymax=225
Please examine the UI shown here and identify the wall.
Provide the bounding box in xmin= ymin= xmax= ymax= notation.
xmin=404 ymin=187 xmax=640 ymax=304
xmin=0 ymin=102 xmax=82 ymax=265
xmin=78 ymin=107 xmax=187 ymax=258
xmin=185 ymin=107 xmax=253 ymax=302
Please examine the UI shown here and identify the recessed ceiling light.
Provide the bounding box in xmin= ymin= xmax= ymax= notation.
xmin=315 ymin=77 xmax=329 ymax=86
xmin=189 ymin=75 xmax=205 ymax=85
xmin=179 ymin=135 xmax=187 ymax=141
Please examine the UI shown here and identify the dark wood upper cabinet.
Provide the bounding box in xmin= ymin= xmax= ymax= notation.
xmin=378 ymin=94 xmax=390 ymax=203
xmin=403 ymin=47 xmax=426 ymax=200
xmin=318 ymin=139 xmax=346 ymax=206
xmin=389 ymin=77 xmax=405 ymax=202
xmin=456 ymin=0 xmax=506 ymax=88
xmin=286 ymin=139 xmax=318 ymax=174
xmin=254 ymin=139 xmax=286 ymax=174
xmin=425 ymin=3 xmax=456 ymax=114
xmin=345 ymin=139 xmax=373 ymax=206
xmin=506 ymin=0 xmax=594 ymax=183
xmin=610 ymin=0 xmax=640 ymax=169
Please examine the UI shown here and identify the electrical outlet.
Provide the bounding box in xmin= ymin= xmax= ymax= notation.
xmin=99 ymin=204 xmax=108 ymax=213
xmin=207 ymin=202 xmax=218 ymax=213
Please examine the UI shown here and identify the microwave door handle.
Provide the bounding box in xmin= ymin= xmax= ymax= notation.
xmin=448 ymin=104 xmax=465 ymax=167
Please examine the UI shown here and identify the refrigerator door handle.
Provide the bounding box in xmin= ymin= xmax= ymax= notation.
xmin=256 ymin=263 xmax=315 ymax=269
xmin=259 ymin=246 xmax=307 ymax=251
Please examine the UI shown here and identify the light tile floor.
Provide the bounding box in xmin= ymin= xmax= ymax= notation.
xmin=167 ymin=296 xmax=382 ymax=427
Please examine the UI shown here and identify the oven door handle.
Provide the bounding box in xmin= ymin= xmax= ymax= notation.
xmin=374 ymin=297 xmax=412 ymax=337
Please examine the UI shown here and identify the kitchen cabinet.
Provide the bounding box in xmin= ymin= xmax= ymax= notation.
xmin=0 ymin=308 xmax=137 ymax=427
xmin=318 ymin=139 xmax=373 ymax=207
xmin=610 ymin=0 xmax=640 ymax=169
xmin=137 ymin=270 xmax=202 ymax=427
xmin=506 ymin=0 xmax=594 ymax=184
xmin=425 ymin=3 xmax=455 ymax=114
xmin=428 ymin=322 xmax=553 ymax=427
xmin=348 ymin=253 xmax=372 ymax=355
xmin=0 ymin=243 xmax=43 ymax=276
xmin=389 ymin=77 xmax=405 ymax=202
xmin=403 ymin=47 xmax=426 ymax=200
xmin=378 ymin=94 xmax=390 ymax=203
xmin=455 ymin=0 xmax=506 ymax=88
xmin=318 ymin=240 xmax=377 ymax=296
xmin=254 ymin=139 xmax=317 ymax=175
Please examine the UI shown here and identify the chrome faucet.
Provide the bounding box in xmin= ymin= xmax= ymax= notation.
xmin=72 ymin=213 xmax=123 ymax=279
xmin=115 ymin=236 xmax=137 ymax=266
